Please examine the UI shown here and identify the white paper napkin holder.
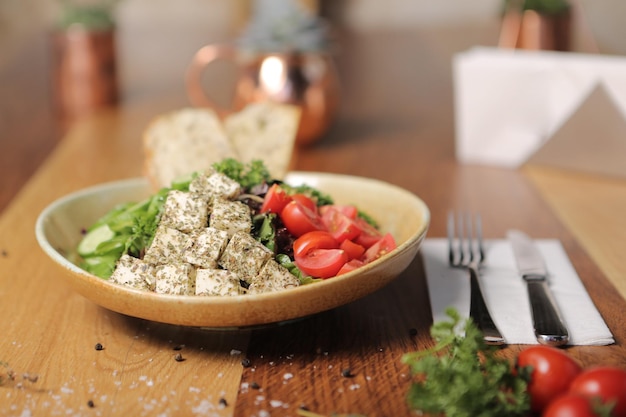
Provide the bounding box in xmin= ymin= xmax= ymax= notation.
xmin=454 ymin=47 xmax=626 ymax=179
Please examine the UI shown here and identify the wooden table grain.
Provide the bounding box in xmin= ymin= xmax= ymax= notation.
xmin=1 ymin=20 xmax=625 ymax=417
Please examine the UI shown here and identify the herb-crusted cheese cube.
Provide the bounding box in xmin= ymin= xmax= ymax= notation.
xmin=143 ymin=226 xmax=189 ymax=265
xmin=218 ymin=231 xmax=273 ymax=284
xmin=183 ymin=227 xmax=229 ymax=269
xmin=247 ymin=259 xmax=300 ymax=294
xmin=209 ymin=199 xmax=252 ymax=237
xmin=110 ymin=254 xmax=154 ymax=291
xmin=195 ymin=268 xmax=244 ymax=296
xmin=159 ymin=190 xmax=208 ymax=233
xmin=190 ymin=172 xmax=241 ymax=200
xmin=155 ymin=262 xmax=196 ymax=295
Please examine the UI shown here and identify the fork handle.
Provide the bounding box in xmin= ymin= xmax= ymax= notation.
xmin=469 ymin=267 xmax=506 ymax=345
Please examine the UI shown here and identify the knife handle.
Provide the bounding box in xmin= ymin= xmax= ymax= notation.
xmin=469 ymin=267 xmax=506 ymax=345
xmin=526 ymin=280 xmax=569 ymax=346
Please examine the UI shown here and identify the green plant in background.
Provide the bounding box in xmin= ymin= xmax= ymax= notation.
xmin=237 ymin=0 xmax=331 ymax=53
xmin=504 ymin=0 xmax=571 ymax=15
xmin=56 ymin=0 xmax=121 ymax=31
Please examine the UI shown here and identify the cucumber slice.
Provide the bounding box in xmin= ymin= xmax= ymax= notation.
xmin=77 ymin=224 xmax=115 ymax=257
xmin=81 ymin=255 xmax=118 ymax=278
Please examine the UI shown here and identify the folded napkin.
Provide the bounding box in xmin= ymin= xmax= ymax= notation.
xmin=422 ymin=238 xmax=614 ymax=345
xmin=454 ymin=47 xmax=626 ymax=178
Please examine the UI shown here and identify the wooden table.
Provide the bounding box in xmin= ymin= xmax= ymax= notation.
xmin=1 ymin=20 xmax=625 ymax=417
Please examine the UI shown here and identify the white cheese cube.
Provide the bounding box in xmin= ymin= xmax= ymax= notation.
xmin=195 ymin=268 xmax=244 ymax=296
xmin=190 ymin=172 xmax=241 ymax=200
xmin=209 ymin=199 xmax=252 ymax=237
xmin=247 ymin=259 xmax=300 ymax=294
xmin=110 ymin=254 xmax=154 ymax=291
xmin=159 ymin=190 xmax=208 ymax=233
xmin=143 ymin=226 xmax=190 ymax=265
xmin=182 ymin=227 xmax=229 ymax=269
xmin=155 ymin=262 xmax=196 ymax=295
xmin=218 ymin=231 xmax=273 ymax=284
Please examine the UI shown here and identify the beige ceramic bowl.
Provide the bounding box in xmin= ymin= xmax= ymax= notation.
xmin=35 ymin=172 xmax=430 ymax=328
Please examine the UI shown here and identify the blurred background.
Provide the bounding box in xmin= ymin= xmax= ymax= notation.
xmin=0 ymin=0 xmax=623 ymax=202
xmin=2 ymin=0 xmax=623 ymax=109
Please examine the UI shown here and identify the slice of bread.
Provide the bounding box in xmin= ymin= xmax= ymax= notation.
xmin=143 ymin=103 xmax=301 ymax=190
xmin=224 ymin=102 xmax=301 ymax=180
xmin=143 ymin=108 xmax=237 ymax=189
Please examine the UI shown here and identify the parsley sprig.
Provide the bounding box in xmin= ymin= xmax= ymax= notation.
xmin=402 ymin=308 xmax=530 ymax=417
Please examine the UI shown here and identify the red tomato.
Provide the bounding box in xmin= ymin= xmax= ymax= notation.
xmin=543 ymin=394 xmax=597 ymax=417
xmin=569 ymin=367 xmax=626 ymax=417
xmin=340 ymin=239 xmax=365 ymax=260
xmin=293 ymin=231 xmax=338 ymax=258
xmin=336 ymin=259 xmax=365 ymax=276
xmin=260 ymin=184 xmax=292 ymax=214
xmin=295 ymin=248 xmax=349 ymax=278
xmin=291 ymin=193 xmax=317 ymax=211
xmin=516 ymin=345 xmax=583 ymax=413
xmin=353 ymin=217 xmax=383 ymax=248
xmin=320 ymin=204 xmax=358 ymax=219
xmin=280 ymin=200 xmax=325 ymax=237
xmin=361 ymin=233 xmax=397 ymax=264
xmin=321 ymin=207 xmax=362 ymax=242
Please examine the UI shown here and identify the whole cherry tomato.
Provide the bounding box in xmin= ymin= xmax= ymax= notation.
xmin=280 ymin=200 xmax=325 ymax=237
xmin=569 ymin=367 xmax=626 ymax=417
xmin=294 ymin=248 xmax=349 ymax=279
xmin=516 ymin=345 xmax=582 ymax=413
xmin=543 ymin=394 xmax=597 ymax=417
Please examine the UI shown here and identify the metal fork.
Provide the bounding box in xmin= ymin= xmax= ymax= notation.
xmin=447 ymin=212 xmax=506 ymax=345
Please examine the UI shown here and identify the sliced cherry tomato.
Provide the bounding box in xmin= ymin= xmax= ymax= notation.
xmin=516 ymin=345 xmax=582 ymax=413
xmin=569 ymin=367 xmax=626 ymax=417
xmin=353 ymin=217 xmax=383 ymax=248
xmin=291 ymin=194 xmax=317 ymax=211
xmin=340 ymin=239 xmax=365 ymax=260
xmin=543 ymin=394 xmax=597 ymax=417
xmin=293 ymin=231 xmax=339 ymax=258
xmin=361 ymin=233 xmax=397 ymax=264
xmin=280 ymin=200 xmax=325 ymax=237
xmin=295 ymin=248 xmax=349 ymax=278
xmin=336 ymin=259 xmax=365 ymax=276
xmin=321 ymin=207 xmax=361 ymax=243
xmin=260 ymin=184 xmax=292 ymax=214
xmin=320 ymin=204 xmax=358 ymax=219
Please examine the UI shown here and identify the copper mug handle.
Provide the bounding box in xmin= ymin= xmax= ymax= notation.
xmin=186 ymin=44 xmax=239 ymax=117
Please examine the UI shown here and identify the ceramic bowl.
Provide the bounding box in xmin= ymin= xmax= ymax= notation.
xmin=35 ymin=172 xmax=430 ymax=328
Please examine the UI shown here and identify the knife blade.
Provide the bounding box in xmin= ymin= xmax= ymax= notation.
xmin=507 ymin=230 xmax=569 ymax=346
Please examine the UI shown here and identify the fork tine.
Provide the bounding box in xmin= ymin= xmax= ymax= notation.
xmin=475 ymin=213 xmax=485 ymax=264
xmin=465 ymin=212 xmax=474 ymax=264
xmin=447 ymin=211 xmax=455 ymax=266
xmin=457 ymin=211 xmax=466 ymax=265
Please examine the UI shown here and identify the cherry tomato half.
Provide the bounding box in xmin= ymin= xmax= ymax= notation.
xmin=293 ymin=231 xmax=339 ymax=258
xmin=336 ymin=259 xmax=365 ymax=276
xmin=543 ymin=394 xmax=597 ymax=417
xmin=340 ymin=238 xmax=365 ymax=260
xmin=295 ymin=248 xmax=349 ymax=279
xmin=291 ymin=194 xmax=317 ymax=211
xmin=320 ymin=204 xmax=358 ymax=219
xmin=516 ymin=345 xmax=582 ymax=413
xmin=260 ymin=184 xmax=292 ymax=214
xmin=569 ymin=367 xmax=626 ymax=417
xmin=353 ymin=217 xmax=383 ymax=248
xmin=321 ymin=207 xmax=362 ymax=243
xmin=280 ymin=200 xmax=325 ymax=237
xmin=362 ymin=233 xmax=397 ymax=264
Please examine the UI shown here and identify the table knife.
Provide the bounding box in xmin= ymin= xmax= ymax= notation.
xmin=507 ymin=230 xmax=569 ymax=346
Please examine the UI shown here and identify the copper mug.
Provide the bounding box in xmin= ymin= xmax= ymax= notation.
xmin=186 ymin=44 xmax=339 ymax=146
